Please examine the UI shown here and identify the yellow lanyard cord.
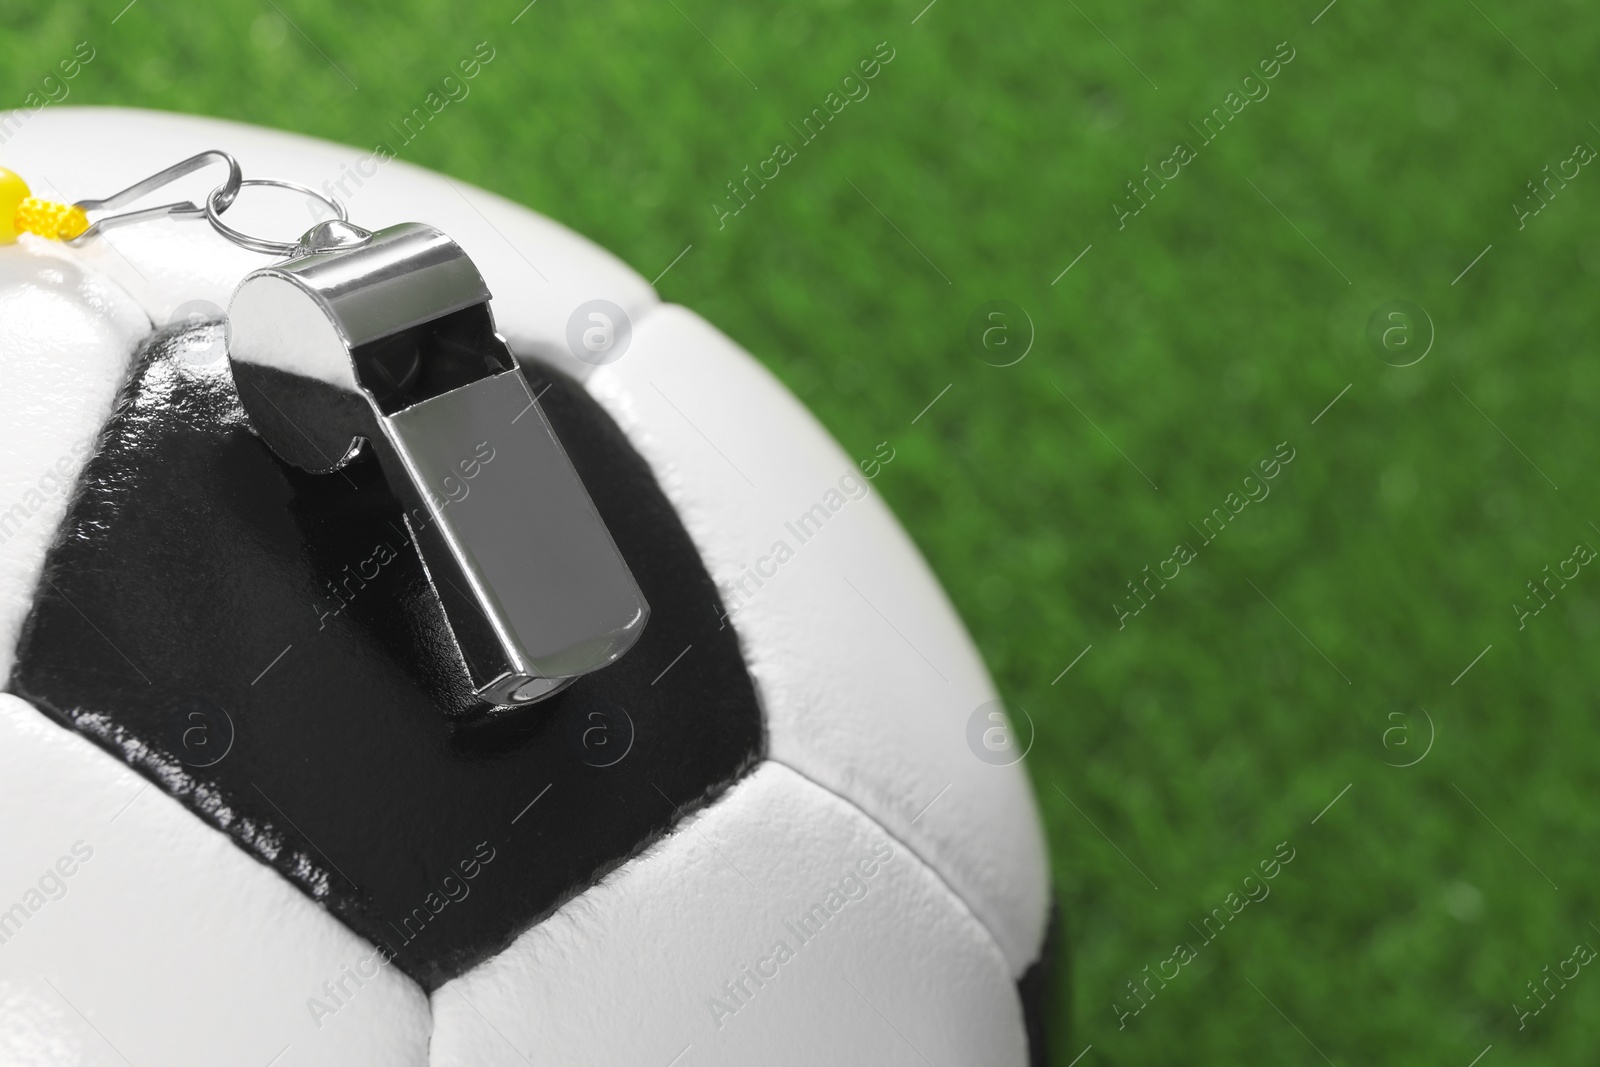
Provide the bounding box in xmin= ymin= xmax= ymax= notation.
xmin=0 ymin=169 xmax=89 ymax=242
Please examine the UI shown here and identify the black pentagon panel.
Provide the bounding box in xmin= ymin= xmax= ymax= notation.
xmin=10 ymin=322 xmax=765 ymax=990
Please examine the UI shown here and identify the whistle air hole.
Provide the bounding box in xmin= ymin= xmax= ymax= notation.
xmin=355 ymin=333 xmax=423 ymax=404
xmin=351 ymin=304 xmax=515 ymax=416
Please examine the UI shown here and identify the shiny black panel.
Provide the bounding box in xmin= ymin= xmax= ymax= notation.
xmin=11 ymin=322 xmax=764 ymax=989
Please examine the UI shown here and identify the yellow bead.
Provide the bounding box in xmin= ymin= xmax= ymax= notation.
xmin=15 ymin=198 xmax=88 ymax=241
xmin=56 ymin=203 xmax=88 ymax=239
xmin=0 ymin=168 xmax=32 ymax=244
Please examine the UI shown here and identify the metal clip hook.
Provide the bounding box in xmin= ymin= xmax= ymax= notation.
xmin=67 ymin=150 xmax=243 ymax=244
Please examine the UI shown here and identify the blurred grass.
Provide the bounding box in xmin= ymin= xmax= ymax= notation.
xmin=6 ymin=0 xmax=1600 ymax=1060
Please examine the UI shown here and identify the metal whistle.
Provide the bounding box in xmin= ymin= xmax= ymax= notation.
xmin=226 ymin=220 xmax=648 ymax=708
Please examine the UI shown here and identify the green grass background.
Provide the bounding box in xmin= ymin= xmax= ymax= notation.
xmin=7 ymin=0 xmax=1600 ymax=1061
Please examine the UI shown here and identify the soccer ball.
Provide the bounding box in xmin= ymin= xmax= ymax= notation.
xmin=0 ymin=108 xmax=1051 ymax=1066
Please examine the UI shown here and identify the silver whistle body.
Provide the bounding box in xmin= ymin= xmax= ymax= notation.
xmin=227 ymin=221 xmax=648 ymax=708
